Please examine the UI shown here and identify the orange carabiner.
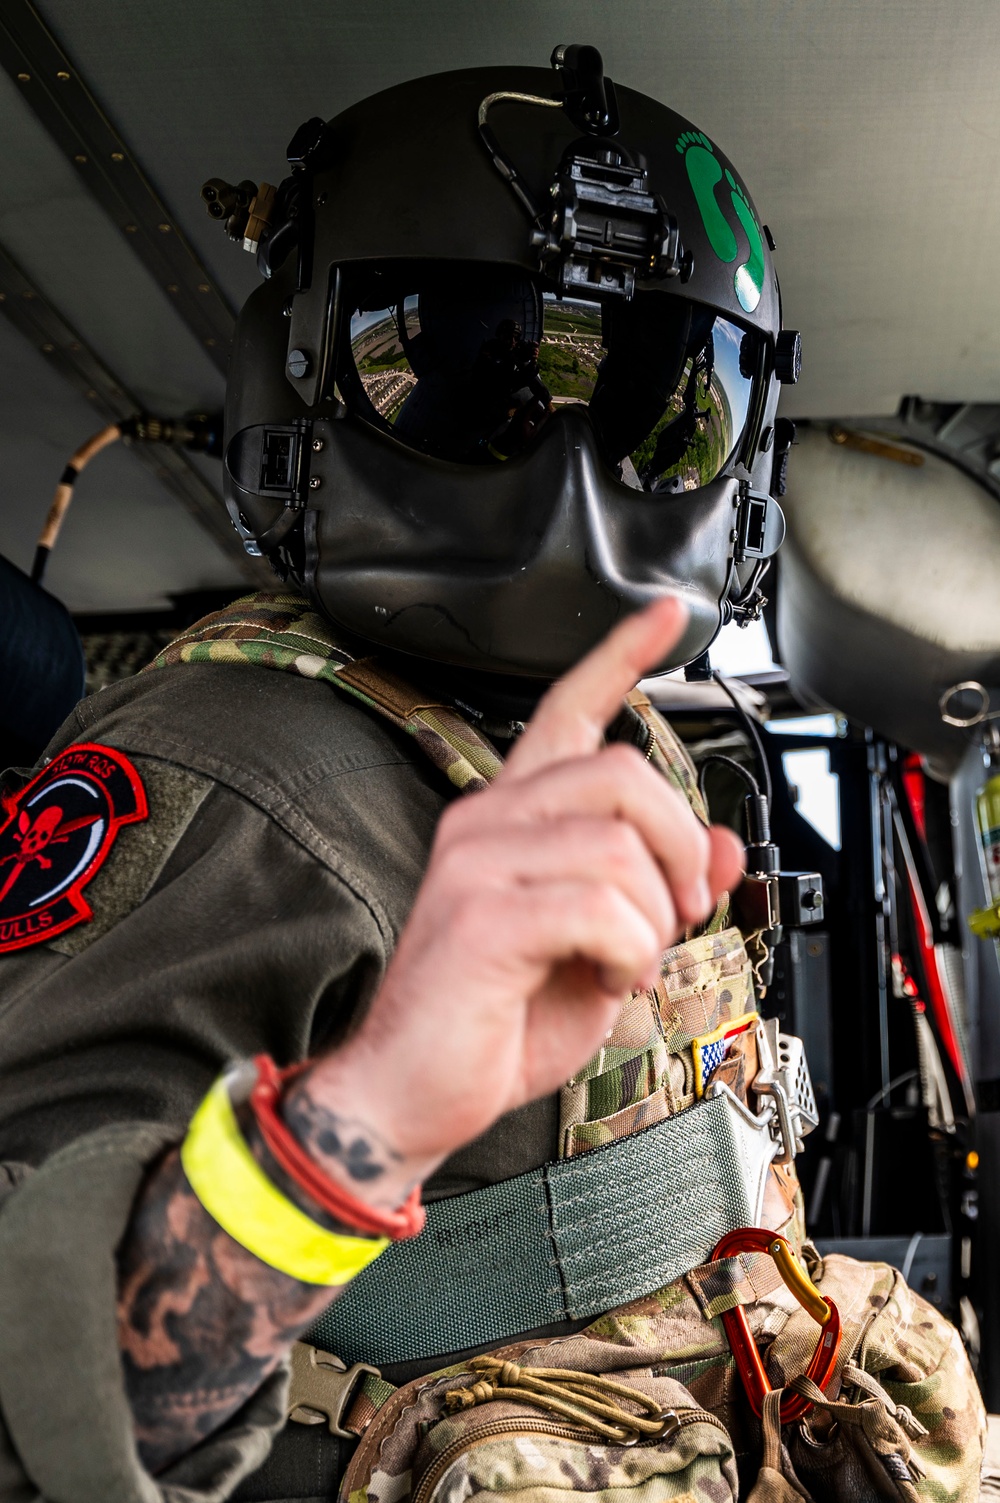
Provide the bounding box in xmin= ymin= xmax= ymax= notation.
xmin=710 ymin=1227 xmax=841 ymax=1423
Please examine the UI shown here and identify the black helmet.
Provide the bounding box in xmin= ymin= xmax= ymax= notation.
xmin=218 ymin=45 xmax=798 ymax=679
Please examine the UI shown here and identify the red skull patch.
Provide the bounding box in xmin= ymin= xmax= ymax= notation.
xmin=0 ymin=743 xmax=148 ymax=953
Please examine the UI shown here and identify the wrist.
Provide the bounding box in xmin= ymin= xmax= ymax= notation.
xmin=180 ymin=1069 xmax=396 ymax=1286
xmin=288 ymin=1048 xmax=441 ymax=1211
xmin=250 ymin=1055 xmax=425 ymax=1239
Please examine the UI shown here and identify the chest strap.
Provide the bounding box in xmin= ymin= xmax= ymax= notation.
xmin=306 ymin=1088 xmax=779 ymax=1366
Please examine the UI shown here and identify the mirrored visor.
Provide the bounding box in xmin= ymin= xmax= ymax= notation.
xmin=339 ymin=267 xmax=756 ymax=491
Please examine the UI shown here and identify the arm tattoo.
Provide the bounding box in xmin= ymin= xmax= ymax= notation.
xmin=117 ymin=1101 xmax=365 ymax=1474
xmin=282 ymin=1077 xmax=414 ymax=1206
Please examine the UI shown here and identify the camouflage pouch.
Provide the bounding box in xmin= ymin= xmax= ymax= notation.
xmin=344 ymin=1355 xmax=737 ymax=1503
xmin=764 ymin=1253 xmax=986 ymax=1502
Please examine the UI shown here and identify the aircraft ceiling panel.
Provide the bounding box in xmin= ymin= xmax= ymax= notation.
xmin=0 ymin=65 xmax=224 ymax=416
xmin=0 ymin=312 xmax=244 ymax=611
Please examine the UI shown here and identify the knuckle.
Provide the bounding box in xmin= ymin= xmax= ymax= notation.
xmin=602 ymin=818 xmax=646 ymax=872
xmin=588 ymin=880 xmax=628 ymax=919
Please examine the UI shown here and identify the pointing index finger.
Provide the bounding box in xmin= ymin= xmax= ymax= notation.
xmin=502 ymin=597 xmax=689 ymax=782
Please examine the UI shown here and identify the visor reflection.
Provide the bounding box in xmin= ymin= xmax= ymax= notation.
xmin=345 ymin=278 xmax=753 ymax=490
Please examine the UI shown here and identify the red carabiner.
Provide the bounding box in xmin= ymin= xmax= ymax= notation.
xmin=710 ymin=1227 xmax=841 ymax=1423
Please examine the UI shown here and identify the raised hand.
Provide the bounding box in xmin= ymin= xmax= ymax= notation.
xmin=289 ymin=597 xmax=745 ymax=1206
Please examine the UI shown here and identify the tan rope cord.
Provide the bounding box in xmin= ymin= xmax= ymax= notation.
xmin=841 ymin=1362 xmax=929 ymax=1439
xmin=443 ymin=1357 xmax=669 ymax=1443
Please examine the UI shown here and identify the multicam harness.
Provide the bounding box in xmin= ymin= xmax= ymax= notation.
xmin=145 ymin=591 xmax=987 ymax=1500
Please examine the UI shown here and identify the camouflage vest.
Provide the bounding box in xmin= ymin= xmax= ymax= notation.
xmin=148 ymin=592 xmax=986 ymax=1503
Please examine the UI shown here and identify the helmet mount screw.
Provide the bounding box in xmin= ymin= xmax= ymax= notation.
xmin=309 ymin=475 xmax=322 ymax=489
xmin=287 ymin=348 xmax=311 ymax=379
xmin=312 ymin=438 xmax=324 ymax=452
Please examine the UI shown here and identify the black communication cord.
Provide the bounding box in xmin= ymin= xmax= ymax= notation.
xmin=697 ymin=752 xmax=770 ymax=847
xmin=712 ymin=670 xmax=773 ymax=806
xmin=697 ymin=752 xmax=759 ymax=805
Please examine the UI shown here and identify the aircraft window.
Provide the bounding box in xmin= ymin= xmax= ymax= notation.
xmin=782 ymin=748 xmax=842 ymax=850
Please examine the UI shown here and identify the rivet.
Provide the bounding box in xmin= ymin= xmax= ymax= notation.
xmin=157 ymin=222 xmax=171 ymax=233
xmin=86 ymin=388 xmax=97 ymax=399
xmin=166 ymin=283 xmax=179 ymax=293
xmin=204 ymin=337 xmax=216 ymax=347
xmin=69 ymin=341 xmax=81 ymax=351
xmin=309 ymin=475 xmax=322 ymax=489
xmin=0 ymin=292 xmax=5 ymax=301
xmin=56 ymin=70 xmax=70 ymax=81
xmin=197 ymin=282 xmax=211 ymax=293
xmin=312 ymin=437 xmax=324 ymax=452
xmin=41 ymin=342 xmax=54 ymax=352
xmin=16 ymin=72 xmax=30 ymax=83
xmin=124 ymin=223 xmax=137 ymax=233
xmin=111 ymin=151 xmax=124 ymax=162
xmin=74 ymin=154 xmax=87 ymax=164
xmin=21 ymin=289 xmax=35 ymax=300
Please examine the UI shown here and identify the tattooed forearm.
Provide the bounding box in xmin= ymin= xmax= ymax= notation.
xmin=116 ymin=1103 xmax=356 ymax=1474
xmin=282 ymin=1076 xmax=418 ymax=1207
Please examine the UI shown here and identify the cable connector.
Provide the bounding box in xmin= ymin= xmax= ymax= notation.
xmin=119 ymin=412 xmax=224 ymax=456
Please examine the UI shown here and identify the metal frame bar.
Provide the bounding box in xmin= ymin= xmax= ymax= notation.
xmin=0 ymin=240 xmax=264 ymax=583
xmin=0 ymin=0 xmax=235 ymax=374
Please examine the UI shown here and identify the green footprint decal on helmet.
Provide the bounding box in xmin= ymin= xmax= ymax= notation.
xmin=676 ymin=131 xmax=765 ymax=313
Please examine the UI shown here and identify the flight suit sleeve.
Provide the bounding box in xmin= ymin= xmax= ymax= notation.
xmin=0 ymin=761 xmax=405 ymax=1498
xmin=0 ymin=1124 xmax=289 ymax=1500
xmin=0 ymin=768 xmax=397 ymax=1164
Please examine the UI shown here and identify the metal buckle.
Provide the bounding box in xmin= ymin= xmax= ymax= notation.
xmin=710 ymin=1228 xmax=841 ymax=1422
xmin=752 ymin=1020 xmax=820 ymax=1165
xmin=286 ymin=1341 xmax=380 ymax=1437
xmin=704 ymin=1080 xmax=780 ymax=1224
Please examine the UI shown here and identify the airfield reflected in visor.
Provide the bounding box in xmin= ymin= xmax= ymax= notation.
xmin=339 ymin=267 xmax=756 ymax=492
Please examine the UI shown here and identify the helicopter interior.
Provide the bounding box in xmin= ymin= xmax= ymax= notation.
xmin=1 ymin=0 xmax=1000 ymax=1437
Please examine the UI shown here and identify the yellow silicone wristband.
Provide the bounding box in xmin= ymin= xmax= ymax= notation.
xmin=180 ymin=1074 xmax=389 ymax=1285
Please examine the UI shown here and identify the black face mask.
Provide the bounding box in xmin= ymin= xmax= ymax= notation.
xmin=337 ymin=263 xmax=758 ymax=493
xmin=227 ymin=396 xmax=748 ymax=680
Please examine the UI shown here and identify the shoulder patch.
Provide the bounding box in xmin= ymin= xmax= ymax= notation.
xmin=0 ymin=743 xmax=148 ymax=953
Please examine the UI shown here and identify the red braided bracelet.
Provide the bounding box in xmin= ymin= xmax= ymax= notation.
xmin=248 ymin=1054 xmax=425 ymax=1241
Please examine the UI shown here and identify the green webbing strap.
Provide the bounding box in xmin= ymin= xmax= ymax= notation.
xmin=307 ymin=1093 xmax=769 ymax=1365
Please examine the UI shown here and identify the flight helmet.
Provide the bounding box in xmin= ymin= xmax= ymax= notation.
xmin=215 ymin=45 xmax=800 ymax=680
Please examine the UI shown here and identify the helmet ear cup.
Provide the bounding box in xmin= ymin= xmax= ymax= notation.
xmin=224 ymin=269 xmax=315 ymax=553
